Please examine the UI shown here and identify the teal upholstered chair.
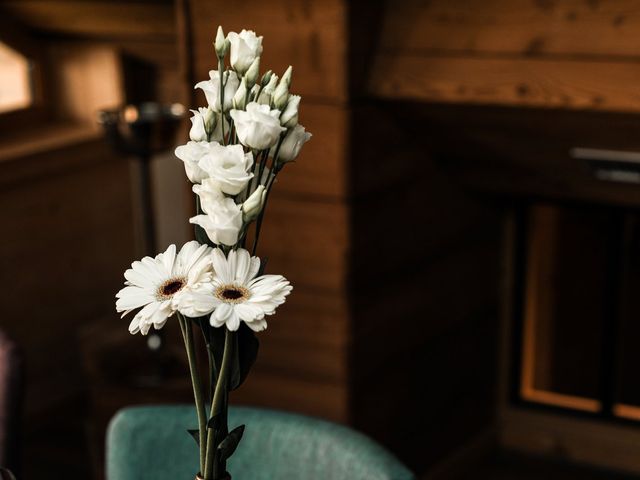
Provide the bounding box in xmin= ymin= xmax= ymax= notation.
xmin=107 ymin=405 xmax=416 ymax=480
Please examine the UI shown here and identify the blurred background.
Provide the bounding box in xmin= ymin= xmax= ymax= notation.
xmin=3 ymin=0 xmax=640 ymax=479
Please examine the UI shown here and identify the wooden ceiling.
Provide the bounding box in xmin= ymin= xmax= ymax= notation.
xmin=0 ymin=0 xmax=175 ymax=39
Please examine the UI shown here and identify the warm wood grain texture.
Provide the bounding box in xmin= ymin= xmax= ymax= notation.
xmin=1 ymin=0 xmax=175 ymax=39
xmin=370 ymin=54 xmax=640 ymax=112
xmin=189 ymin=0 xmax=348 ymax=102
xmin=233 ymin=372 xmax=350 ymax=422
xmin=380 ymin=0 xmax=640 ymax=58
xmin=371 ymin=0 xmax=640 ymax=112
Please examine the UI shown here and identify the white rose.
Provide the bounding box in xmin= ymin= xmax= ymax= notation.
xmin=189 ymin=192 xmax=242 ymax=246
xmin=228 ymin=30 xmax=263 ymax=74
xmin=192 ymin=178 xmax=223 ymax=213
xmin=230 ymin=102 xmax=286 ymax=150
xmin=277 ymin=125 xmax=312 ymax=163
xmin=280 ymin=95 xmax=300 ymax=128
xmin=198 ymin=144 xmax=254 ymax=196
xmin=195 ymin=70 xmax=240 ymax=112
xmin=175 ymin=140 xmax=216 ymax=183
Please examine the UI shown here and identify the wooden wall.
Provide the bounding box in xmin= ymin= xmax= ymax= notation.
xmin=372 ymin=0 xmax=640 ymax=112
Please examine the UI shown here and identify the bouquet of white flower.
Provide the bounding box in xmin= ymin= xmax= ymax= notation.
xmin=115 ymin=26 xmax=311 ymax=480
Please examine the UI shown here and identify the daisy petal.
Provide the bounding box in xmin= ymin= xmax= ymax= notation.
xmin=246 ymin=319 xmax=268 ymax=332
xmin=211 ymin=248 xmax=232 ymax=283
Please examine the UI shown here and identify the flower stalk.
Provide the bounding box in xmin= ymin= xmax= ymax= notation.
xmin=205 ymin=328 xmax=235 ymax=480
xmin=178 ymin=313 xmax=207 ymax=475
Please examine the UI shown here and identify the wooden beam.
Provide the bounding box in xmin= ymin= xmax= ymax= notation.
xmin=370 ymin=54 xmax=640 ymax=112
xmin=0 ymin=1 xmax=175 ymax=39
xmin=380 ymin=0 xmax=640 ymax=59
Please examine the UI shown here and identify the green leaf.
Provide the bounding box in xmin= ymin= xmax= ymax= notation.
xmin=187 ymin=429 xmax=201 ymax=446
xmin=217 ymin=425 xmax=245 ymax=461
xmin=230 ymin=323 xmax=259 ymax=391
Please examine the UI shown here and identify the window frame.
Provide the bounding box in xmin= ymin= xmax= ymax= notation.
xmin=0 ymin=15 xmax=48 ymax=133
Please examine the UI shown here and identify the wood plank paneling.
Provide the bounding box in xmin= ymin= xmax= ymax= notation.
xmin=370 ymin=54 xmax=640 ymax=112
xmin=255 ymin=195 xmax=349 ymax=290
xmin=380 ymin=0 xmax=640 ymax=58
xmin=233 ymin=372 xmax=349 ymax=422
xmin=1 ymin=0 xmax=175 ymax=39
xmin=265 ymin=103 xmax=348 ymax=199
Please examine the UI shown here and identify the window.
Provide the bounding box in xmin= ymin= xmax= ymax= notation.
xmin=515 ymin=202 xmax=640 ymax=421
xmin=0 ymin=41 xmax=33 ymax=113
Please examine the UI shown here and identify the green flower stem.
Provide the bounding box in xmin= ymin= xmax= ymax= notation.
xmin=205 ymin=327 xmax=235 ymax=480
xmin=198 ymin=321 xmax=216 ymax=401
xmin=257 ymin=149 xmax=269 ymax=187
xmin=218 ymin=59 xmax=226 ymax=145
xmin=178 ymin=313 xmax=207 ymax=475
xmin=251 ymin=167 xmax=280 ymax=255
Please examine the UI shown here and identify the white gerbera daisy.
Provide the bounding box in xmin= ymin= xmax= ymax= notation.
xmin=177 ymin=248 xmax=292 ymax=332
xmin=116 ymin=241 xmax=213 ymax=335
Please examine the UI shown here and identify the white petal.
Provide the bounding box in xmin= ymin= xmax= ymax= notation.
xmin=239 ymin=256 xmax=261 ymax=284
xmin=226 ymin=308 xmax=240 ymax=331
xmin=211 ymin=248 xmax=232 ymax=283
xmin=124 ymin=268 xmax=155 ymax=288
xmin=175 ymin=290 xmax=219 ymax=317
xmin=234 ymin=249 xmax=251 ymax=284
xmin=115 ymin=287 xmax=155 ymax=312
xmin=246 ymin=319 xmax=267 ymax=332
xmin=234 ymin=303 xmax=264 ymax=323
xmin=211 ymin=302 xmax=233 ymax=326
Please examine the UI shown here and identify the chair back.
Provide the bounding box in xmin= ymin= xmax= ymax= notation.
xmin=107 ymin=405 xmax=416 ymax=480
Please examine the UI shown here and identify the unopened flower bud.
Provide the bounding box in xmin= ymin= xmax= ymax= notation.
xmin=214 ymin=26 xmax=228 ymax=58
xmin=233 ymin=78 xmax=248 ymax=110
xmin=258 ymin=74 xmax=278 ymax=105
xmin=273 ymin=82 xmax=289 ymax=110
xmin=249 ymin=84 xmax=260 ymax=102
xmin=203 ymin=107 xmax=216 ymax=131
xmin=189 ymin=107 xmax=211 ymax=141
xmin=280 ymin=95 xmax=300 ymax=128
xmin=280 ymin=65 xmax=292 ymax=88
xmin=260 ymin=70 xmax=273 ymax=88
xmin=242 ymin=185 xmax=266 ymax=222
xmin=245 ymin=57 xmax=260 ymax=89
